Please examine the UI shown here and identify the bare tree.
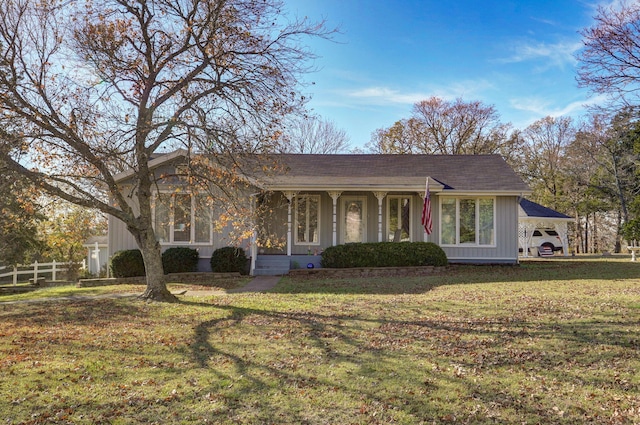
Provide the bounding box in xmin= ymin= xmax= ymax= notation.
xmin=367 ymin=97 xmax=515 ymax=160
xmin=577 ymin=1 xmax=640 ymax=102
xmin=0 ymin=0 xmax=331 ymax=301
xmin=366 ymin=118 xmax=423 ymax=154
xmin=521 ymin=116 xmax=576 ymax=211
xmin=279 ymin=116 xmax=350 ymax=154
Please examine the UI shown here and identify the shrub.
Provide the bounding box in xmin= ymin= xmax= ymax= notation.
xmin=623 ymin=218 xmax=640 ymax=244
xmin=110 ymin=249 xmax=145 ymax=278
xmin=210 ymin=247 xmax=249 ymax=274
xmin=321 ymin=242 xmax=447 ymax=268
xmin=162 ymin=247 xmax=199 ymax=274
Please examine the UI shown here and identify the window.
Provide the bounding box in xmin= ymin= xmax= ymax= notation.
xmin=295 ymin=195 xmax=320 ymax=245
xmin=342 ymin=197 xmax=366 ymax=243
xmin=153 ymin=193 xmax=212 ymax=244
xmin=440 ymin=197 xmax=495 ymax=246
xmin=388 ymin=196 xmax=411 ymax=242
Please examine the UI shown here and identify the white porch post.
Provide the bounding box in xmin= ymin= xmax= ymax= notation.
xmin=283 ymin=191 xmax=297 ymax=256
xmin=328 ymin=191 xmax=342 ymax=246
xmin=249 ymin=194 xmax=257 ymax=275
xmin=554 ymin=221 xmax=569 ymax=257
xmin=373 ymin=192 xmax=387 ymax=242
xmin=519 ymin=221 xmax=537 ymax=257
xmin=93 ymin=241 xmax=100 ymax=275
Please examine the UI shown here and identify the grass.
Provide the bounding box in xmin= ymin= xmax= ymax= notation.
xmin=0 ymin=278 xmax=248 ymax=302
xmin=0 ymin=258 xmax=639 ymax=424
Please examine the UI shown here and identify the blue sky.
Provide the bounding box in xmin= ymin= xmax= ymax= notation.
xmin=286 ymin=0 xmax=612 ymax=149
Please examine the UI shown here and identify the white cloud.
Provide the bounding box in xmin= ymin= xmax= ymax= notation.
xmin=344 ymin=79 xmax=495 ymax=106
xmin=584 ymin=0 xmax=625 ymax=13
xmin=498 ymin=39 xmax=582 ymax=71
xmin=509 ymin=93 xmax=608 ymax=119
xmin=346 ymin=87 xmax=427 ymax=105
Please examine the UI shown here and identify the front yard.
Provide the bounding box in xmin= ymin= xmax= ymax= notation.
xmin=1 ymin=258 xmax=639 ymax=424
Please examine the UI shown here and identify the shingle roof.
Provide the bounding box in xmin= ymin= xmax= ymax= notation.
xmin=263 ymin=154 xmax=531 ymax=193
xmin=118 ymin=151 xmax=531 ymax=194
xmin=519 ymin=198 xmax=571 ymax=219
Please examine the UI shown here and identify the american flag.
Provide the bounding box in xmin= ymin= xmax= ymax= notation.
xmin=421 ymin=178 xmax=432 ymax=235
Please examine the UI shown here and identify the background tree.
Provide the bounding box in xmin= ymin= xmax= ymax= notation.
xmin=574 ymin=1 xmax=640 ymax=252
xmin=0 ymin=0 xmax=330 ymax=301
xmin=574 ymin=110 xmax=640 ymax=219
xmin=279 ymin=116 xmax=351 ymax=154
xmin=520 ymin=116 xmax=576 ymax=211
xmin=366 ymin=97 xmax=518 ymax=162
xmin=577 ymin=1 xmax=640 ymax=102
xmin=0 ymin=156 xmax=44 ymax=266
xmin=39 ymin=202 xmax=108 ymax=279
xmin=367 ymin=118 xmax=424 ymax=154
xmin=564 ymin=115 xmax=616 ymax=253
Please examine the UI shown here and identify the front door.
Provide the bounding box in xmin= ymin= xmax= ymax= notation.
xmin=342 ymin=197 xmax=366 ymax=243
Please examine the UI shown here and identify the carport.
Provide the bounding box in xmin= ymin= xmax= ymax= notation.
xmin=518 ymin=198 xmax=572 ymax=257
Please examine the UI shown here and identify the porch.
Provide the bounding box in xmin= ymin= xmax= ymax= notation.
xmin=249 ymin=188 xmax=436 ymax=276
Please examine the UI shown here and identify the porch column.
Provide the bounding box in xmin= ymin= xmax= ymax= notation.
xmin=283 ymin=191 xmax=298 ymax=256
xmin=328 ymin=191 xmax=342 ymax=246
xmin=554 ymin=222 xmax=569 ymax=257
xmin=519 ymin=221 xmax=538 ymax=257
xmin=249 ymin=194 xmax=258 ymax=275
xmin=373 ymin=192 xmax=387 ymax=242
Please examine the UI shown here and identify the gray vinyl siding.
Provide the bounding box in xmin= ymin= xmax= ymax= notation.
xmin=108 ymin=214 xmax=137 ymax=257
xmin=108 ymin=178 xmax=253 ymax=267
xmin=434 ymin=196 xmax=519 ymax=263
xmin=107 ymin=207 xmax=240 ymax=259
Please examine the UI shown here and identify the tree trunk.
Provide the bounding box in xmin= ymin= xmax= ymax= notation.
xmin=615 ymin=210 xmax=622 ymax=253
xmin=575 ymin=214 xmax=583 ymax=254
xmin=135 ymin=228 xmax=177 ymax=303
xmin=591 ymin=212 xmax=600 ymax=254
xmin=584 ymin=214 xmax=589 ymax=254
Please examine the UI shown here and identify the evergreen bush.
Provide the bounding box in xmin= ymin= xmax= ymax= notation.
xmin=110 ymin=249 xmax=145 ymax=278
xmin=162 ymin=247 xmax=199 ymax=274
xmin=320 ymin=242 xmax=447 ymax=268
xmin=210 ymin=247 xmax=249 ymax=274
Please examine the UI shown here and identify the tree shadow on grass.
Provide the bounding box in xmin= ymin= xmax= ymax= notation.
xmin=179 ymin=297 xmax=640 ymax=423
xmin=0 ymin=297 xmax=150 ymax=327
xmin=270 ymin=260 xmax=640 ymax=295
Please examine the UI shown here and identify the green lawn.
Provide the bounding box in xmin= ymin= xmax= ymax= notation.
xmin=1 ymin=258 xmax=639 ymax=424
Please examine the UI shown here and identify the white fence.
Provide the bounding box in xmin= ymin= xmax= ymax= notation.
xmin=0 ymin=260 xmax=85 ymax=285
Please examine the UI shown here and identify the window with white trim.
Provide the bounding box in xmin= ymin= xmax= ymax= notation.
xmin=295 ymin=195 xmax=320 ymax=245
xmin=153 ymin=193 xmax=212 ymax=244
xmin=387 ymin=196 xmax=411 ymax=242
xmin=440 ymin=197 xmax=495 ymax=246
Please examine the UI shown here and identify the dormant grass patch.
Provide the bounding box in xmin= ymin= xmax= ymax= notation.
xmin=1 ymin=258 xmax=639 ymax=424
